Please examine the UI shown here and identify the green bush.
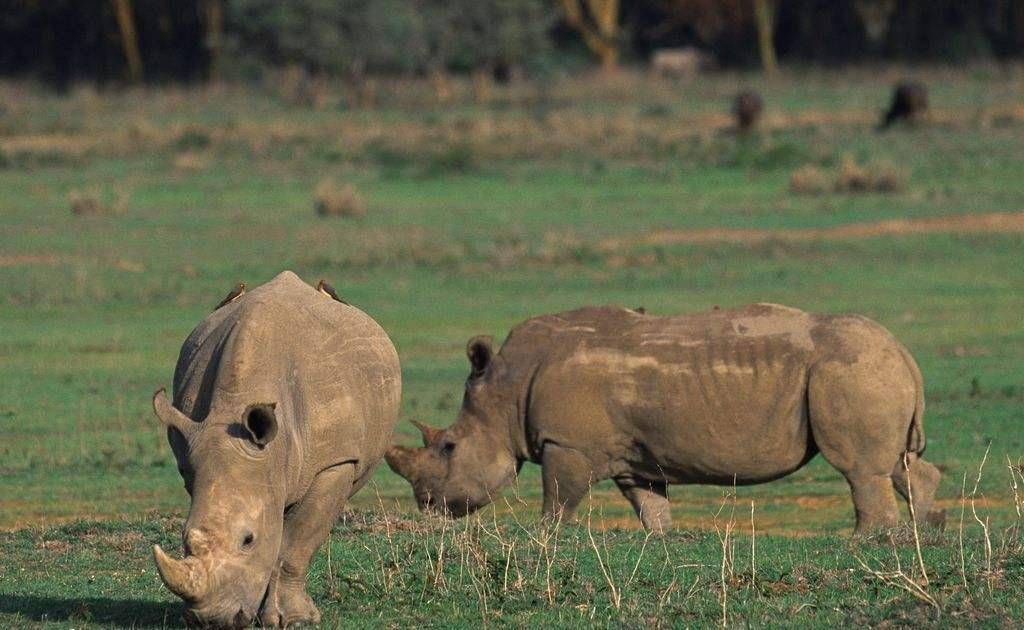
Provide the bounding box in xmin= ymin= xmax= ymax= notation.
xmin=224 ymin=0 xmax=556 ymax=77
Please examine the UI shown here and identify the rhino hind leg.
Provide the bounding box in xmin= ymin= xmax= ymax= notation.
xmin=892 ymin=454 xmax=946 ymax=530
xmin=615 ymin=476 xmax=671 ymax=533
xmin=807 ymin=357 xmax=916 ymax=534
xmin=260 ymin=463 xmax=357 ymax=628
xmin=541 ymin=443 xmax=594 ymax=525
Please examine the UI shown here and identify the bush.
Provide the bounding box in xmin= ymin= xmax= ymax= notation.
xmin=224 ymin=0 xmax=555 ymax=78
xmin=315 ymin=179 xmax=367 ymax=218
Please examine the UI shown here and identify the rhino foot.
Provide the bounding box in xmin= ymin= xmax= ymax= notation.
xmin=926 ymin=509 xmax=947 ymax=531
xmin=259 ymin=584 xmax=321 ymax=628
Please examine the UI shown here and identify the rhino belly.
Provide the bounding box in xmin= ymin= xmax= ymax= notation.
xmin=614 ymin=360 xmax=816 ymax=485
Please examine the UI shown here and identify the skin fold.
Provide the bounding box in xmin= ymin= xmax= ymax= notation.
xmin=153 ymin=271 xmax=401 ymax=628
xmin=387 ymin=303 xmax=945 ymax=535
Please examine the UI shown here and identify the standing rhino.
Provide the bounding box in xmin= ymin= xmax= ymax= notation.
xmin=152 ymin=271 xmax=400 ymax=628
xmin=386 ymin=304 xmax=944 ymax=534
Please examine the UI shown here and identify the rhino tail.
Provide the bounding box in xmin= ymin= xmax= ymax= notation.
xmin=899 ymin=344 xmax=926 ymax=455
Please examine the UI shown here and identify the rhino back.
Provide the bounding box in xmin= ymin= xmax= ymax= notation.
xmin=172 ymin=271 xmax=400 ymax=491
xmin=512 ymin=304 xmax=903 ymax=483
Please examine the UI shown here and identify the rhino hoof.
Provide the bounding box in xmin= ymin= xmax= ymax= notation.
xmin=926 ymin=509 xmax=947 ymax=531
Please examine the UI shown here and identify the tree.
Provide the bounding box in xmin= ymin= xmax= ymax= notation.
xmin=111 ymin=0 xmax=143 ymax=82
xmin=559 ymin=0 xmax=621 ymax=71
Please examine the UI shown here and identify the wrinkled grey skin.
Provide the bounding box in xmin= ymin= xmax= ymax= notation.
xmin=153 ymin=271 xmax=400 ymax=628
xmin=387 ymin=304 xmax=944 ymax=534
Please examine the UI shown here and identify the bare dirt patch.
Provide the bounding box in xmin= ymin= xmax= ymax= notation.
xmin=0 ymin=253 xmax=62 ymax=268
xmin=605 ymin=211 xmax=1024 ymax=249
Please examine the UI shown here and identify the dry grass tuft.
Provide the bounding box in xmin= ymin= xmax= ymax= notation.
xmin=789 ymin=165 xmax=829 ymax=195
xmin=68 ymin=185 xmax=130 ymax=216
xmin=791 ymin=156 xmax=907 ymax=196
xmin=172 ymin=151 xmax=208 ymax=173
xmin=834 ymin=156 xmax=873 ymax=193
xmin=315 ymin=179 xmax=367 ymax=218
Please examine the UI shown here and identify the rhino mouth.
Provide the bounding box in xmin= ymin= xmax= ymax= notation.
xmin=419 ymin=494 xmax=478 ymax=518
xmin=182 ymin=606 xmax=253 ymax=629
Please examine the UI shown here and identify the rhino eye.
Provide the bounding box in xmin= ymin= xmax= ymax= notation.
xmin=241 ymin=531 xmax=255 ymax=550
xmin=440 ymin=440 xmax=456 ymax=456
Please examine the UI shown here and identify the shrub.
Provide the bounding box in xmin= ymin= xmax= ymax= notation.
xmin=789 ymin=165 xmax=829 ymax=195
xmin=314 ymin=179 xmax=367 ymax=218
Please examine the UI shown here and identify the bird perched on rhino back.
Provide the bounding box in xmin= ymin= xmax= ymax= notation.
xmin=880 ymin=81 xmax=928 ymax=129
xmin=213 ymin=282 xmax=245 ymax=311
xmin=733 ymin=90 xmax=764 ymax=132
xmin=152 ymin=271 xmax=400 ymax=628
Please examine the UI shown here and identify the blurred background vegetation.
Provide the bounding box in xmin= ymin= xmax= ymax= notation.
xmin=4 ymin=0 xmax=1024 ymax=87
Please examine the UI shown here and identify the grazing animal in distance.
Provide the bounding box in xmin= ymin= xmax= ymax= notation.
xmin=387 ymin=304 xmax=945 ymax=535
xmin=880 ymin=82 xmax=928 ymax=129
xmin=213 ymin=282 xmax=245 ymax=311
xmin=733 ymin=90 xmax=764 ymax=132
xmin=152 ymin=271 xmax=400 ymax=628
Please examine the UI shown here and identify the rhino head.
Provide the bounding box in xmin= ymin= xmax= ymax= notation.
xmin=386 ymin=336 xmax=521 ymax=517
xmin=151 ymin=389 xmax=285 ymax=628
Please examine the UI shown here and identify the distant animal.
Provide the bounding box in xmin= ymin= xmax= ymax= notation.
xmin=734 ymin=90 xmax=764 ymax=132
xmin=881 ymin=82 xmax=928 ymax=129
xmin=650 ymin=47 xmax=715 ymax=78
xmin=213 ymin=282 xmax=245 ymax=311
xmin=316 ymin=278 xmax=348 ymax=305
xmin=152 ymin=271 xmax=400 ymax=628
xmin=386 ymin=304 xmax=945 ymax=535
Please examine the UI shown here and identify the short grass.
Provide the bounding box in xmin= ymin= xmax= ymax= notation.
xmin=1 ymin=66 xmax=1023 ymax=627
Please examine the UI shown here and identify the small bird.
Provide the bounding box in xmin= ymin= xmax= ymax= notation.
xmin=214 ymin=282 xmax=245 ymax=311
xmin=317 ymin=279 xmax=349 ymax=305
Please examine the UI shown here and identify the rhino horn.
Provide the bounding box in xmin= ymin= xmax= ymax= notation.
xmin=410 ymin=419 xmax=443 ymax=446
xmin=385 ymin=445 xmax=420 ymax=481
xmin=153 ymin=544 xmax=209 ymax=602
xmin=152 ymin=388 xmax=199 ymax=436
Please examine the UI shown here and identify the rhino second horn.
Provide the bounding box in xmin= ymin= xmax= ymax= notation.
xmin=153 ymin=544 xmax=209 ymax=602
xmin=410 ymin=419 xmax=442 ymax=446
xmin=385 ymin=445 xmax=418 ymax=480
xmin=152 ymin=388 xmax=199 ymax=436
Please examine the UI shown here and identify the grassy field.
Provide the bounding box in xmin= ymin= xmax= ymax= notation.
xmin=1 ymin=66 xmax=1023 ymax=627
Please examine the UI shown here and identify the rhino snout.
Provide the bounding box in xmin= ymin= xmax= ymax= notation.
xmin=182 ymin=604 xmax=254 ymax=629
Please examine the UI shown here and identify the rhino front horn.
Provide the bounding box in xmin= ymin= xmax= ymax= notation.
xmin=410 ymin=419 xmax=442 ymax=446
xmin=153 ymin=544 xmax=209 ymax=602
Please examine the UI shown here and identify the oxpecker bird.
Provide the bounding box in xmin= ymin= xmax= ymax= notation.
xmin=317 ymin=279 xmax=349 ymax=305
xmin=213 ymin=282 xmax=245 ymax=311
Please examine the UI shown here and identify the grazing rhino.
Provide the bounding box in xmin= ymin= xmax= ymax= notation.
xmin=152 ymin=271 xmax=400 ymax=628
xmin=880 ymin=81 xmax=928 ymax=129
xmin=386 ymin=304 xmax=944 ymax=535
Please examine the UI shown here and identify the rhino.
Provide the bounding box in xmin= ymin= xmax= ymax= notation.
xmin=386 ymin=303 xmax=944 ymax=534
xmin=151 ymin=271 xmax=400 ymax=628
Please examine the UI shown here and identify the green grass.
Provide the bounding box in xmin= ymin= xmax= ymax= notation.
xmin=1 ymin=66 xmax=1023 ymax=626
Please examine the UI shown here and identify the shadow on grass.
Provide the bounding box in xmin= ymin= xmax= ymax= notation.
xmin=0 ymin=594 xmax=183 ymax=628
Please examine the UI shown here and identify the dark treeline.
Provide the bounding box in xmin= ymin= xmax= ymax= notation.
xmin=3 ymin=0 xmax=1024 ymax=86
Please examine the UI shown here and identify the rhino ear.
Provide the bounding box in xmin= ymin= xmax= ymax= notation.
xmin=153 ymin=388 xmax=199 ymax=436
xmin=243 ymin=403 xmax=278 ymax=448
xmin=466 ymin=335 xmax=494 ymax=379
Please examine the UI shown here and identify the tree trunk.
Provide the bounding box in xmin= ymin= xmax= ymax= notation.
xmin=559 ymin=0 xmax=620 ymax=72
xmin=753 ymin=0 xmax=777 ymax=76
xmin=203 ymin=0 xmax=223 ymax=81
xmin=111 ymin=0 xmax=143 ymax=83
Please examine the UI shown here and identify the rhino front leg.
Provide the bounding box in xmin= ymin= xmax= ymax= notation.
xmin=541 ymin=443 xmax=594 ymax=525
xmin=260 ymin=463 xmax=356 ymax=628
xmin=615 ymin=476 xmax=671 ymax=533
